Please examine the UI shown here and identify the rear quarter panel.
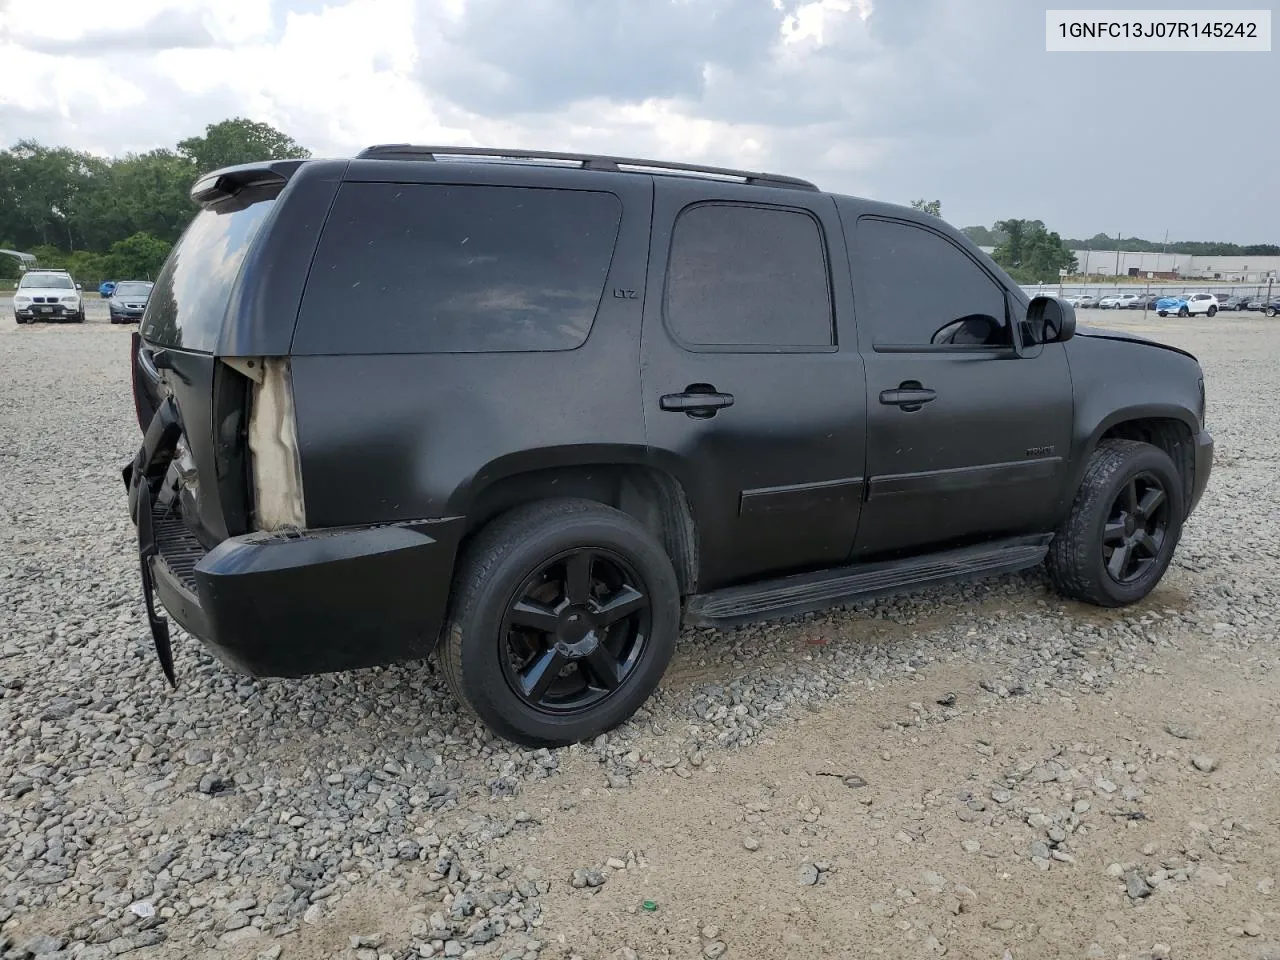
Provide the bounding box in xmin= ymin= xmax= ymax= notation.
xmin=289 ymin=167 xmax=653 ymax=529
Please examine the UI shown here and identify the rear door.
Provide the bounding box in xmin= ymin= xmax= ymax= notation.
xmin=640 ymin=181 xmax=867 ymax=591
xmin=845 ymin=211 xmax=1073 ymax=560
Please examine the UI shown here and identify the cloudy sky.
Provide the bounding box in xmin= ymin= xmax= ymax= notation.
xmin=0 ymin=0 xmax=1275 ymax=241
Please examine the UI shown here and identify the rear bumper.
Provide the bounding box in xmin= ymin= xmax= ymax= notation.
xmin=148 ymin=515 xmax=465 ymax=678
xmin=1189 ymin=429 xmax=1213 ymax=517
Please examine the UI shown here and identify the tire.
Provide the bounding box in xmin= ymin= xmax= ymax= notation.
xmin=1046 ymin=439 xmax=1185 ymax=608
xmin=1207 ymin=306 xmax=1217 ymax=317
xmin=1157 ymin=311 xmax=1167 ymax=317
xmin=1267 ymin=306 xmax=1279 ymax=318
xmin=74 ymin=310 xmax=86 ymax=323
xmin=1177 ymin=307 xmax=1189 ymax=317
xmin=14 ymin=313 xmax=26 ymax=325
xmin=438 ymin=498 xmax=681 ymax=747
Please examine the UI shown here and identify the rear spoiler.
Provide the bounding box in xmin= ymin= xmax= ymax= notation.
xmin=190 ymin=160 xmax=307 ymax=207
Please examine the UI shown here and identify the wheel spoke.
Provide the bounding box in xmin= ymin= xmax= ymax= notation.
xmin=508 ymin=599 xmax=560 ymax=634
xmin=581 ymin=644 xmax=622 ymax=691
xmin=520 ymin=648 xmax=569 ymax=702
xmin=1107 ymin=543 xmax=1131 ymax=581
xmin=593 ymin=584 xmax=647 ymax=625
xmin=1136 ymin=486 xmax=1165 ymax=520
xmin=1134 ymin=530 xmax=1161 ymax=558
xmin=1102 ymin=520 xmax=1127 ymax=543
xmin=564 ymin=552 xmax=594 ymax=605
xmin=1123 ymin=480 xmax=1139 ymax=515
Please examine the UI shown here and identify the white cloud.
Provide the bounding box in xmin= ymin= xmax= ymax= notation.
xmin=0 ymin=0 xmax=1275 ymax=240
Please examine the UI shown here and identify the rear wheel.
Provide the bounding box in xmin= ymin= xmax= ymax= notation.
xmin=1046 ymin=439 xmax=1184 ymax=608
xmin=1207 ymin=306 xmax=1217 ymax=317
xmin=1267 ymin=306 xmax=1279 ymax=318
xmin=438 ymin=498 xmax=680 ymax=747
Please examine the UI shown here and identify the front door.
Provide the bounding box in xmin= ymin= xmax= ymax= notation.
xmin=640 ymin=181 xmax=867 ymax=591
xmin=847 ymin=214 xmax=1073 ymax=560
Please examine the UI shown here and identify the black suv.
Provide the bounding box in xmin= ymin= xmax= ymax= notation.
xmin=122 ymin=146 xmax=1213 ymax=747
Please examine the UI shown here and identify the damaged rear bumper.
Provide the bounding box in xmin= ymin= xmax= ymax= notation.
xmin=123 ymin=397 xmax=464 ymax=681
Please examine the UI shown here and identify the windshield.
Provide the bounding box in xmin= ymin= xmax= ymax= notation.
xmin=19 ymin=273 xmax=74 ymax=290
xmin=114 ymin=282 xmax=153 ymax=298
xmin=141 ymin=187 xmax=278 ymax=352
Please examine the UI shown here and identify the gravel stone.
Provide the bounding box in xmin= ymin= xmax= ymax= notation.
xmin=1125 ymin=871 xmax=1153 ymax=900
xmin=1192 ymin=755 xmax=1219 ymax=772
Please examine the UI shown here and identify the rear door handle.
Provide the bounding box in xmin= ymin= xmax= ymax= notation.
xmin=660 ymin=386 xmax=735 ymax=418
xmin=879 ymin=383 xmax=936 ymax=412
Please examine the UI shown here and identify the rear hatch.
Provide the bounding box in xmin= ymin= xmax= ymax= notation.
xmin=130 ymin=159 xmax=327 ymax=555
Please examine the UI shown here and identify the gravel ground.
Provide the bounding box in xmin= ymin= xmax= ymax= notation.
xmin=1 ymin=310 xmax=1278 ymax=960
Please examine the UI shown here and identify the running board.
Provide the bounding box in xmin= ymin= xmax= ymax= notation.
xmin=683 ymin=534 xmax=1053 ymax=629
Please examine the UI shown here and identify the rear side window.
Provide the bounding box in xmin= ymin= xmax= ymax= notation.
xmin=141 ymin=187 xmax=278 ymax=353
xmin=664 ymin=203 xmax=833 ymax=349
xmin=293 ymin=183 xmax=622 ymax=354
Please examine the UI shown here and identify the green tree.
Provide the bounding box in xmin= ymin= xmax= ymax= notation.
xmin=104 ymin=232 xmax=172 ymax=280
xmin=177 ymin=117 xmax=310 ymax=176
xmin=910 ymin=198 xmax=942 ymax=217
xmin=992 ymin=219 xmax=1077 ymax=283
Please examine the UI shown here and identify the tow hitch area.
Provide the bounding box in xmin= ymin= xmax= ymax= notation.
xmin=122 ymin=399 xmax=183 ymax=687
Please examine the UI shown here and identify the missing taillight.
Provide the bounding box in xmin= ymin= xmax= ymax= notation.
xmin=244 ymin=358 xmax=307 ymax=532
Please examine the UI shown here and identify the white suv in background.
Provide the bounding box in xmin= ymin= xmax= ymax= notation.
xmin=1099 ymin=293 xmax=1140 ymax=309
xmin=12 ymin=269 xmax=85 ymax=324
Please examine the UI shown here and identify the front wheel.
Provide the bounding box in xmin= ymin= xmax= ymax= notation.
xmin=1267 ymin=306 xmax=1279 ymax=318
xmin=1207 ymin=306 xmax=1217 ymax=317
xmin=438 ymin=499 xmax=680 ymax=748
xmin=1157 ymin=311 xmax=1167 ymax=317
xmin=1046 ymin=439 xmax=1185 ymax=608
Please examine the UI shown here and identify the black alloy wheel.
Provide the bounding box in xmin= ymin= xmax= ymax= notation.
xmin=1100 ymin=471 xmax=1170 ymax=585
xmin=499 ymin=547 xmax=652 ymax=714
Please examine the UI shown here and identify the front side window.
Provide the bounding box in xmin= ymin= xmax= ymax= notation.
xmin=664 ymin=202 xmax=833 ymax=349
xmin=294 ymin=182 xmax=622 ymax=354
xmin=854 ymin=218 xmax=1010 ymax=347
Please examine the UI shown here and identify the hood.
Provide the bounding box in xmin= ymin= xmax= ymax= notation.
xmin=1075 ymin=324 xmax=1198 ymax=361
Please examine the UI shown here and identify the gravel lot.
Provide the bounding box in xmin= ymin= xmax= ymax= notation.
xmin=2 ymin=309 xmax=1278 ymax=960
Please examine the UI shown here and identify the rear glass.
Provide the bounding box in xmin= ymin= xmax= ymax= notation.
xmin=292 ymin=182 xmax=622 ymax=354
xmin=141 ymin=188 xmax=278 ymax=353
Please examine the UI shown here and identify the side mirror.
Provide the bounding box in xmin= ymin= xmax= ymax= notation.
xmin=75 ymin=283 xmax=82 ymax=290
xmin=1023 ymin=295 xmax=1076 ymax=346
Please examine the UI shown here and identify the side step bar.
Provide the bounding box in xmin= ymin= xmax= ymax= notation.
xmin=683 ymin=534 xmax=1053 ymax=629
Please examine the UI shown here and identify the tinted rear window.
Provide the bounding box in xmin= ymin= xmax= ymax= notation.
xmin=141 ymin=188 xmax=278 ymax=353
xmin=292 ymin=182 xmax=622 ymax=355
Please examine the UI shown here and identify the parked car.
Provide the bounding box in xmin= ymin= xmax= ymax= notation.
xmin=100 ymin=280 xmax=117 ymax=298
xmin=1074 ymin=294 xmax=1098 ymax=309
xmin=1128 ymin=293 xmax=1162 ymax=309
xmin=120 ymin=145 xmax=1214 ymax=747
xmin=1245 ymin=295 xmax=1276 ymax=311
xmin=1156 ymin=293 xmax=1218 ymax=317
xmin=12 ymin=269 xmax=84 ymax=323
xmin=1217 ymin=295 xmax=1247 ymax=311
xmin=108 ymin=280 xmax=154 ymax=324
xmin=1265 ymin=299 xmax=1280 ymax=318
xmin=1098 ymin=293 xmax=1139 ymax=309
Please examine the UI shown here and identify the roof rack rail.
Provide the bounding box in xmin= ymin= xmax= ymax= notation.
xmin=354 ymin=144 xmax=819 ymax=191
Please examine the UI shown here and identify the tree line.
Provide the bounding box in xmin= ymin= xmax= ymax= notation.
xmin=0 ymin=118 xmax=309 ymax=283
xmin=964 ymin=224 xmax=1277 ymax=258
xmin=5 ymin=139 xmax=1268 ymax=287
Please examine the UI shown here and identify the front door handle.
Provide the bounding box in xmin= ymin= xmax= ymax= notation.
xmin=661 ymin=384 xmax=735 ymax=419
xmin=879 ymin=382 xmax=936 ymax=412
